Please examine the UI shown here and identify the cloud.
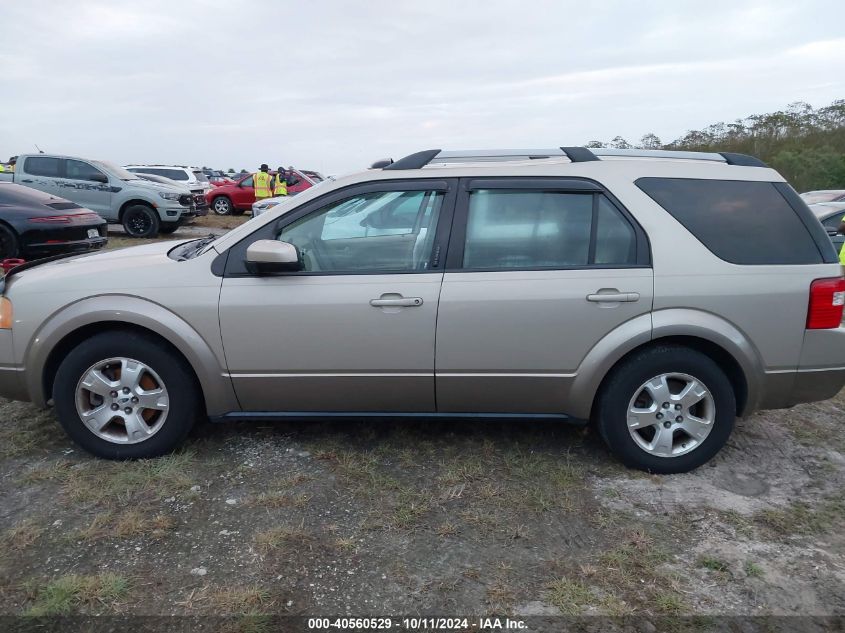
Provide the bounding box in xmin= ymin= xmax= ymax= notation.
xmin=0 ymin=0 xmax=843 ymax=174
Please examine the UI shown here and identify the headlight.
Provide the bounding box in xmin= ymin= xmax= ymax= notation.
xmin=0 ymin=297 xmax=13 ymax=329
xmin=158 ymin=192 xmax=180 ymax=201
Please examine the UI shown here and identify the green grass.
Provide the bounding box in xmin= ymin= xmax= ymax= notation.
xmin=744 ymin=560 xmax=764 ymax=578
xmin=25 ymin=573 xmax=129 ymax=616
xmin=755 ymin=496 xmax=845 ymax=537
xmin=697 ymin=556 xmax=730 ymax=573
xmin=546 ymin=578 xmax=596 ymax=615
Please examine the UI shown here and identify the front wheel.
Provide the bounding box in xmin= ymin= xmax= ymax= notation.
xmin=53 ymin=330 xmax=200 ymax=459
xmin=122 ymin=204 xmax=160 ymax=238
xmin=594 ymin=345 xmax=736 ymax=474
xmin=211 ymin=197 xmax=232 ymax=215
xmin=158 ymin=223 xmax=180 ymax=235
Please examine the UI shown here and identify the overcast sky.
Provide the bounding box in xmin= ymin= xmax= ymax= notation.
xmin=1 ymin=0 xmax=843 ymax=175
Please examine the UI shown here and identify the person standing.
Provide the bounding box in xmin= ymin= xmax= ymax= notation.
xmin=273 ymin=166 xmax=288 ymax=197
xmin=254 ymin=164 xmax=273 ymax=200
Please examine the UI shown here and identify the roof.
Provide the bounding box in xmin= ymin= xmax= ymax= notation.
xmin=374 ymin=147 xmax=768 ymax=170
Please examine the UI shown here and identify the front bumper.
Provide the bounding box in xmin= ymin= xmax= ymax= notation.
xmin=0 ymin=330 xmax=27 ymax=402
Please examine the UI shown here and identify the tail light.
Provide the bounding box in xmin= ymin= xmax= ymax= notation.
xmin=807 ymin=278 xmax=845 ymax=329
xmin=29 ymin=213 xmax=101 ymax=224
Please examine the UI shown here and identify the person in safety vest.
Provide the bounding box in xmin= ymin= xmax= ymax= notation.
xmin=837 ymin=214 xmax=845 ymax=266
xmin=273 ymin=166 xmax=288 ymax=197
xmin=253 ymin=164 xmax=273 ymax=200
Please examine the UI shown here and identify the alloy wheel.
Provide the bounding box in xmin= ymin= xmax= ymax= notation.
xmin=75 ymin=357 xmax=170 ymax=444
xmin=626 ymin=372 xmax=715 ymax=458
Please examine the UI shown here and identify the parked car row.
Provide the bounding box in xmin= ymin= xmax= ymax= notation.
xmin=0 ymin=154 xmax=205 ymax=238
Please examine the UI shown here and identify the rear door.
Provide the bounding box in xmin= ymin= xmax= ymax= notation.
xmin=18 ymin=156 xmax=63 ymax=197
xmin=435 ymin=177 xmax=653 ymax=414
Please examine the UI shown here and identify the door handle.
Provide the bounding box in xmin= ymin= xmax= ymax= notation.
xmin=370 ymin=297 xmax=423 ymax=307
xmin=21 ymin=179 xmax=33 ymax=183
xmin=586 ymin=292 xmax=640 ymax=303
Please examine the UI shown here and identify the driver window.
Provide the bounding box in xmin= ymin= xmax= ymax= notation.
xmin=66 ymin=159 xmax=106 ymax=182
xmin=277 ymin=190 xmax=443 ymax=272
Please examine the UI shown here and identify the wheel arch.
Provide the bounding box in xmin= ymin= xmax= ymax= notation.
xmin=28 ymin=295 xmax=238 ymax=416
xmin=569 ymin=309 xmax=762 ymax=420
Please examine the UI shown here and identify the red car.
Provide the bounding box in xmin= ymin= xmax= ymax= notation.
xmin=205 ymin=168 xmax=324 ymax=215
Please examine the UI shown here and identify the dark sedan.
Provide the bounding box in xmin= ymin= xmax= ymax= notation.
xmin=0 ymin=183 xmax=107 ymax=260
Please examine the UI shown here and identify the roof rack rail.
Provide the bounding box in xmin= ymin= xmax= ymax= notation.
xmin=381 ymin=148 xmax=768 ymax=169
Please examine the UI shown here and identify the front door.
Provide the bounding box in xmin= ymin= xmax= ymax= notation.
xmin=233 ymin=175 xmax=255 ymax=210
xmin=59 ymin=159 xmax=113 ymax=216
xmin=435 ymin=178 xmax=654 ymax=414
xmin=219 ymin=179 xmax=456 ymax=412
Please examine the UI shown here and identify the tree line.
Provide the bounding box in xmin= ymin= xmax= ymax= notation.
xmin=585 ymin=100 xmax=845 ymax=192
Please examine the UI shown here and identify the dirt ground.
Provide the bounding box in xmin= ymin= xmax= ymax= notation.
xmin=1 ymin=385 xmax=843 ymax=624
xmin=0 ymin=218 xmax=843 ymax=628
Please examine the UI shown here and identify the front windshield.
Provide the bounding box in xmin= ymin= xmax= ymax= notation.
xmin=92 ymin=160 xmax=139 ymax=180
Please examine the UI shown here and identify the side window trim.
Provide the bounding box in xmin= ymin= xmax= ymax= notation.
xmin=444 ymin=176 xmax=651 ymax=271
xmin=222 ymin=179 xmax=458 ymax=278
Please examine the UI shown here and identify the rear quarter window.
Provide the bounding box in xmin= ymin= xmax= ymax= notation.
xmin=636 ymin=178 xmax=824 ymax=265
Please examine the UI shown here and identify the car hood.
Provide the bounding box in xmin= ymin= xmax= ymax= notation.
xmin=5 ymin=240 xmax=190 ymax=293
xmin=128 ymin=179 xmax=187 ymax=194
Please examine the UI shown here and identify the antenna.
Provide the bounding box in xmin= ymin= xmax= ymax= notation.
xmin=34 ymin=144 xmax=44 ymax=154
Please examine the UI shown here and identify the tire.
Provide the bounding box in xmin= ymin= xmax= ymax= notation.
xmin=0 ymin=224 xmax=19 ymax=259
xmin=53 ymin=330 xmax=200 ymax=459
xmin=211 ymin=197 xmax=233 ymax=215
xmin=594 ymin=345 xmax=736 ymax=474
xmin=158 ymin=224 xmax=180 ymax=235
xmin=122 ymin=204 xmax=160 ymax=238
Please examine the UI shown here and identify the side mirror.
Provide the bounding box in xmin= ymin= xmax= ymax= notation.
xmin=90 ymin=173 xmax=108 ymax=184
xmin=245 ymin=240 xmax=302 ymax=274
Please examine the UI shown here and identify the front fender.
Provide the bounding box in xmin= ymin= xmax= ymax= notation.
xmin=24 ymin=294 xmax=238 ymax=416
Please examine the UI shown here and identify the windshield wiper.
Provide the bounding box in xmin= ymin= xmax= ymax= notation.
xmin=176 ymin=235 xmax=217 ymax=261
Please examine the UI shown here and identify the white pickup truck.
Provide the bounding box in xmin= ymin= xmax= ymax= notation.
xmin=0 ymin=154 xmax=199 ymax=237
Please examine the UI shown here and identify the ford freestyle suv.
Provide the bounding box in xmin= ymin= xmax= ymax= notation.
xmin=0 ymin=147 xmax=843 ymax=473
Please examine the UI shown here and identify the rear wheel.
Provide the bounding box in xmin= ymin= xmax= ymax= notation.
xmin=594 ymin=345 xmax=736 ymax=474
xmin=211 ymin=197 xmax=233 ymax=215
xmin=122 ymin=204 xmax=160 ymax=238
xmin=0 ymin=224 xmax=19 ymax=259
xmin=53 ymin=330 xmax=200 ymax=459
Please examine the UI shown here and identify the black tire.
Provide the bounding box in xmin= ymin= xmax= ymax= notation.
xmin=594 ymin=345 xmax=736 ymax=474
xmin=158 ymin=223 xmax=180 ymax=235
xmin=0 ymin=224 xmax=19 ymax=259
xmin=122 ymin=204 xmax=160 ymax=238
xmin=53 ymin=330 xmax=200 ymax=459
xmin=211 ymin=196 xmax=233 ymax=215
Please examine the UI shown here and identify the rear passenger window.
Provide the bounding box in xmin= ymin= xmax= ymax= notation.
xmin=463 ymin=190 xmax=636 ymax=269
xmin=636 ymin=178 xmax=823 ymax=265
xmin=24 ymin=156 xmax=61 ymax=177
